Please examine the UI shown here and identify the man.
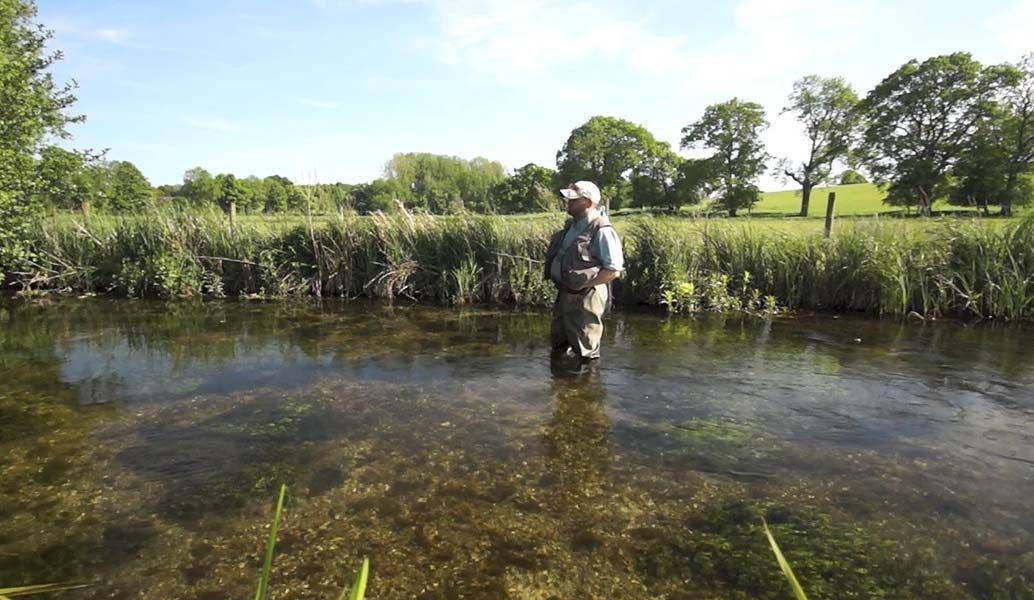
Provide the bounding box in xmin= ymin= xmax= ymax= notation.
xmin=544 ymin=181 xmax=624 ymax=360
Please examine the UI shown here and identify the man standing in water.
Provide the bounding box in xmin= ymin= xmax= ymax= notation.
xmin=545 ymin=181 xmax=624 ymax=360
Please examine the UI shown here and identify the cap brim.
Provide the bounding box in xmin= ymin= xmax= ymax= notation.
xmin=560 ymin=189 xmax=583 ymax=200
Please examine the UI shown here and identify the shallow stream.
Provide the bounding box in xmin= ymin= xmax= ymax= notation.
xmin=1 ymin=299 xmax=1032 ymax=599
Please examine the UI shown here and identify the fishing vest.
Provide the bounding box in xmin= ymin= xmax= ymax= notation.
xmin=544 ymin=212 xmax=613 ymax=292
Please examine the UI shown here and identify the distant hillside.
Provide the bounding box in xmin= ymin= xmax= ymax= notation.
xmin=757 ymin=183 xmax=888 ymax=217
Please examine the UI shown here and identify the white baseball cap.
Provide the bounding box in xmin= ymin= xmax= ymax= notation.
xmin=560 ymin=181 xmax=601 ymax=205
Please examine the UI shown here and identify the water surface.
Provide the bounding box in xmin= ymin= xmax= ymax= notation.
xmin=1 ymin=299 xmax=1032 ymax=599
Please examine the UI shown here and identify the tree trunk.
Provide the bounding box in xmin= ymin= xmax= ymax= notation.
xmin=1001 ymin=172 xmax=1017 ymax=217
xmin=918 ymin=188 xmax=932 ymax=217
xmin=799 ymin=182 xmax=813 ymax=217
xmin=728 ymin=208 xmax=737 ymax=217
xmin=229 ymin=201 xmax=237 ymax=227
xmin=80 ymin=199 xmax=90 ymax=219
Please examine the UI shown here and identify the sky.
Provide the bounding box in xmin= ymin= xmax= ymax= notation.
xmin=39 ymin=0 xmax=1034 ymax=190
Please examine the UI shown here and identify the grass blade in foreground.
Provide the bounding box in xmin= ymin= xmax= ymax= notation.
xmin=254 ymin=483 xmax=287 ymax=600
xmin=762 ymin=517 xmax=809 ymax=600
xmin=0 ymin=582 xmax=89 ymax=598
xmin=337 ymin=557 xmax=369 ymax=600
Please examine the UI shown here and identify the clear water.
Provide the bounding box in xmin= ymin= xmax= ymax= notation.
xmin=1 ymin=299 xmax=1032 ymax=599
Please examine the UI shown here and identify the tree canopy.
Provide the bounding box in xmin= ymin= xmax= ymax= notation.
xmin=858 ymin=52 xmax=1018 ymax=215
xmin=681 ymin=98 xmax=769 ymax=216
xmin=491 ymin=163 xmax=558 ymax=214
xmin=556 ymin=116 xmax=677 ymax=210
xmin=778 ymin=75 xmax=859 ymax=216
xmin=384 ymin=152 xmax=506 ymax=213
xmin=1 ymin=0 xmax=82 ymax=273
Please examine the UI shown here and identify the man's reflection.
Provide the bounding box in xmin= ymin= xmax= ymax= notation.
xmin=544 ymin=354 xmax=611 ymax=503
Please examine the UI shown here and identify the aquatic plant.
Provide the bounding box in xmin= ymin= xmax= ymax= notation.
xmin=12 ymin=209 xmax=1034 ymax=319
xmin=762 ymin=518 xmax=809 ymax=600
xmin=0 ymin=583 xmax=89 ymax=598
xmin=255 ymin=484 xmax=369 ymax=600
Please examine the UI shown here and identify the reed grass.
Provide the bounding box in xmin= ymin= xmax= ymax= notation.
xmin=762 ymin=518 xmax=809 ymax=600
xmin=0 ymin=583 xmax=89 ymax=599
xmin=12 ymin=209 xmax=1034 ymax=319
xmin=254 ymin=484 xmax=369 ymax=600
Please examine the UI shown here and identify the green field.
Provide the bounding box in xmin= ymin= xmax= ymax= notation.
xmin=754 ymin=182 xmax=1031 ymax=218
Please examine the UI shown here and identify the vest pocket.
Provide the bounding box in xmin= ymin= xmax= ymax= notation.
xmin=576 ymin=240 xmax=593 ymax=262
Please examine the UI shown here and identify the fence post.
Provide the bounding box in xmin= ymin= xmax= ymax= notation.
xmin=824 ymin=192 xmax=836 ymax=238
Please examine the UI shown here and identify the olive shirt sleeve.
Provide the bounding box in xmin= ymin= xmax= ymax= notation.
xmin=592 ymin=227 xmax=624 ymax=272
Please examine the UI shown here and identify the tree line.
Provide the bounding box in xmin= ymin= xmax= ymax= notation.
xmin=4 ymin=0 xmax=1034 ymax=265
xmin=26 ymin=54 xmax=1034 ymax=221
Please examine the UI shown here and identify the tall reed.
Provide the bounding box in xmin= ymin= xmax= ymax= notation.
xmin=14 ymin=210 xmax=1034 ymax=319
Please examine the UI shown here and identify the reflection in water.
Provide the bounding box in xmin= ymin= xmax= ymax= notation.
xmin=546 ymin=356 xmax=610 ymax=505
xmin=1 ymin=298 xmax=1033 ymax=599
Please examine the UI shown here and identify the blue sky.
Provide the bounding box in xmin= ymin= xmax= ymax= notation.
xmin=41 ymin=0 xmax=1033 ymax=189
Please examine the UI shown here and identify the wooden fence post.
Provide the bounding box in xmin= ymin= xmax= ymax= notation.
xmin=824 ymin=192 xmax=836 ymax=238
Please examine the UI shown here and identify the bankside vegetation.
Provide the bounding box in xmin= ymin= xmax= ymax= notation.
xmin=15 ymin=210 xmax=1034 ymax=320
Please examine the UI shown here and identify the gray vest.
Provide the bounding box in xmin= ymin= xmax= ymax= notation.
xmin=544 ymin=213 xmax=613 ymax=292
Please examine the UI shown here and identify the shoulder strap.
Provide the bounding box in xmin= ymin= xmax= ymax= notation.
xmin=588 ymin=215 xmax=613 ymax=243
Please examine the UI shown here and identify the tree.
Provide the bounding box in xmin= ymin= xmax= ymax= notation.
xmin=997 ymin=53 xmax=1034 ymax=216
xmin=556 ymin=116 xmax=671 ymax=210
xmin=950 ymin=74 xmax=1034 ymax=216
xmin=1 ymin=0 xmax=83 ymax=275
xmin=36 ymin=146 xmax=89 ymax=210
xmin=262 ymin=175 xmax=292 ymax=213
xmin=629 ymin=151 xmax=711 ymax=212
xmin=681 ymin=98 xmax=768 ymax=216
xmin=108 ymin=161 xmax=152 ymax=212
xmin=949 ymin=102 xmax=1007 ymax=214
xmin=778 ymin=76 xmax=859 ymax=216
xmin=857 ymin=52 xmax=1016 ymax=216
xmin=352 ymin=178 xmax=406 ymax=213
xmin=671 ymin=158 xmax=716 ymax=210
xmin=215 ymin=173 xmax=245 ymax=214
xmin=81 ymin=161 xmax=113 ymax=210
xmin=236 ymin=176 xmax=265 ymax=213
xmin=491 ymin=163 xmax=557 ymax=214
xmin=384 ymin=152 xmax=504 ymax=213
xmin=180 ymin=167 xmax=218 ymax=207
xmin=839 ymin=169 xmax=868 ymax=185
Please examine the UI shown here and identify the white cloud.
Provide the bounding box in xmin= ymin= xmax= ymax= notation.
xmin=179 ymin=117 xmax=242 ymax=133
xmin=48 ymin=17 xmax=132 ymax=45
xmin=985 ymin=0 xmax=1034 ymax=56
xmin=92 ymin=28 xmax=129 ymax=44
xmin=297 ymin=97 xmax=341 ymax=109
xmin=416 ymin=0 xmax=689 ymax=75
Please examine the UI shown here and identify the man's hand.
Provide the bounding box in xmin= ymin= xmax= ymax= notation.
xmin=579 ymin=268 xmax=620 ymax=290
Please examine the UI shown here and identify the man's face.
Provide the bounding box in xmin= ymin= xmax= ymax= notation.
xmin=566 ymin=196 xmax=591 ymax=217
xmin=565 ymin=184 xmax=593 ymax=217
